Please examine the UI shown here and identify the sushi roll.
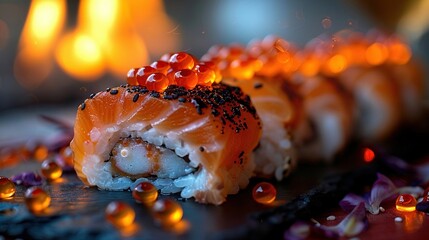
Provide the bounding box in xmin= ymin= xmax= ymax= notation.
xmin=289 ymin=73 xmax=354 ymax=162
xmin=70 ymin=53 xmax=262 ymax=205
xmin=202 ymin=37 xmax=301 ymax=180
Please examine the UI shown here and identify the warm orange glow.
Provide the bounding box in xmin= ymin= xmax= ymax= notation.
xmin=14 ymin=0 xmax=66 ymax=88
xmin=34 ymin=145 xmax=49 ymax=162
xmin=365 ymin=43 xmax=389 ymax=65
xmin=105 ymin=34 xmax=148 ymax=78
xmin=363 ymin=148 xmax=375 ymax=162
xmin=128 ymin=0 xmax=180 ymax=57
xmin=14 ymin=0 xmax=178 ymax=85
xmin=396 ymin=205 xmax=416 ymax=212
xmin=55 ymin=32 xmax=105 ymax=80
xmin=326 ymin=54 xmax=347 ymax=74
xmin=388 ymin=42 xmax=411 ymax=65
xmin=299 ymin=56 xmax=320 ymax=77
xmin=403 ymin=211 xmax=424 ymax=233
xmin=29 ymin=1 xmax=64 ymax=41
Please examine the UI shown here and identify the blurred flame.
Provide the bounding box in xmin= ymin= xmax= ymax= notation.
xmin=15 ymin=0 xmax=179 ymax=85
xmin=14 ymin=0 xmax=66 ymax=89
xmin=55 ymin=32 xmax=105 ymax=79
xmin=55 ymin=0 xmax=148 ymax=81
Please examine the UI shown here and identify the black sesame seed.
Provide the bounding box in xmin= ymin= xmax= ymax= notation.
xmin=106 ymin=88 xmax=111 ymax=92
xmin=199 ymin=146 xmax=205 ymax=152
xmin=80 ymin=102 xmax=86 ymax=110
xmin=178 ymin=97 xmax=186 ymax=103
xmin=150 ymin=92 xmax=160 ymax=98
xmin=89 ymin=93 xmax=96 ymax=99
xmin=110 ymin=89 xmax=119 ymax=95
xmin=132 ymin=94 xmax=139 ymax=102
xmin=254 ymin=82 xmax=263 ymax=89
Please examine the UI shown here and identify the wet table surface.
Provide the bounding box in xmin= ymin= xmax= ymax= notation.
xmin=1 ymin=106 xmax=429 ymax=239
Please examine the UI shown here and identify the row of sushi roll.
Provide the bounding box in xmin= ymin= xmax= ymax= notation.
xmin=70 ymin=30 xmax=425 ymax=205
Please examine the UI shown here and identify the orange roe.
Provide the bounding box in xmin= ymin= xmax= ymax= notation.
xmin=25 ymin=187 xmax=51 ymax=212
xmin=169 ymin=52 xmax=195 ymax=70
xmin=127 ymin=53 xmax=223 ymax=91
xmin=195 ymin=64 xmax=216 ymax=86
xmin=151 ymin=60 xmax=170 ymax=75
xmin=126 ymin=68 xmax=139 ymax=85
xmin=132 ymin=182 xmax=158 ymax=206
xmin=252 ymin=182 xmax=277 ymax=204
xmin=146 ymin=73 xmax=169 ymax=92
xmin=174 ymin=69 xmax=198 ymax=89
xmin=395 ymin=194 xmax=417 ymax=212
xmin=136 ymin=66 xmax=156 ymax=86
xmin=105 ymin=201 xmax=135 ymax=228
xmin=0 ymin=176 xmax=16 ymax=199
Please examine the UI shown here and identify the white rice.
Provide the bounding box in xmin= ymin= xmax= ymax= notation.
xmin=252 ymin=113 xmax=296 ymax=181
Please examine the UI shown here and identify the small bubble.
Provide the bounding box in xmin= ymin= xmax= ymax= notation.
xmin=322 ymin=17 xmax=332 ymax=29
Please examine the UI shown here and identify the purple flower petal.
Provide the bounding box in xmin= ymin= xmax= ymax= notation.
xmin=367 ymin=173 xmax=397 ymax=214
xmin=11 ymin=172 xmax=43 ymax=186
xmin=284 ymin=222 xmax=311 ymax=240
xmin=339 ymin=193 xmax=365 ymax=212
xmin=321 ymin=202 xmax=368 ymax=237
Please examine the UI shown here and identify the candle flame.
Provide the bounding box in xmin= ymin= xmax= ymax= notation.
xmin=14 ymin=0 xmax=66 ymax=89
xmin=14 ymin=0 xmax=179 ymax=84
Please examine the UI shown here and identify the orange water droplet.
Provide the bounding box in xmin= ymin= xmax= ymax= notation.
xmin=25 ymin=187 xmax=51 ymax=212
xmin=0 ymin=176 xmax=16 ymax=199
xmin=41 ymin=159 xmax=62 ymax=180
xmin=132 ymin=182 xmax=158 ymax=206
xmin=105 ymin=201 xmax=135 ymax=228
xmin=396 ymin=194 xmax=417 ymax=212
xmin=152 ymin=198 xmax=183 ymax=226
xmin=252 ymin=182 xmax=276 ymax=204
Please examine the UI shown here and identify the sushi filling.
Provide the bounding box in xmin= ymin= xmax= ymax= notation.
xmin=109 ymin=137 xmax=196 ymax=179
xmin=106 ymin=136 xmax=199 ymax=194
